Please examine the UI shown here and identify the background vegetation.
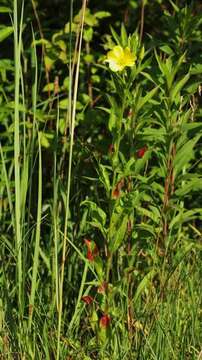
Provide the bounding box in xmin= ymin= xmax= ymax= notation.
xmin=0 ymin=0 xmax=202 ymax=359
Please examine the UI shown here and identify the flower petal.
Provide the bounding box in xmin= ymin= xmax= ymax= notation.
xmin=108 ymin=60 xmax=124 ymax=72
xmin=123 ymin=47 xmax=136 ymax=67
xmin=111 ymin=45 xmax=124 ymax=58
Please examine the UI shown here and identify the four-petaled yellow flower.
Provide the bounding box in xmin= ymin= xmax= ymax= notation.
xmin=105 ymin=45 xmax=136 ymax=72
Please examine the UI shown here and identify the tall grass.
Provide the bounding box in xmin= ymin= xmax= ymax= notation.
xmin=56 ymin=0 xmax=87 ymax=358
xmin=13 ymin=0 xmax=23 ymax=316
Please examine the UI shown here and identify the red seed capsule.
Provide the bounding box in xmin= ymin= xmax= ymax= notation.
xmin=84 ymin=239 xmax=91 ymax=249
xmin=128 ymin=109 xmax=133 ymax=117
xmin=87 ymin=249 xmax=94 ymax=261
xmin=81 ymin=295 xmax=94 ymax=305
xmin=84 ymin=239 xmax=99 ymax=261
xmin=108 ymin=144 xmax=115 ymax=154
xmin=137 ymin=146 xmax=147 ymax=158
xmin=112 ymin=188 xmax=120 ymax=199
xmin=97 ymin=282 xmax=108 ymax=294
xmin=99 ymin=314 xmax=111 ymax=328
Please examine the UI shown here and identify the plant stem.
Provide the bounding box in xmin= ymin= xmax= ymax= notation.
xmin=56 ymin=1 xmax=87 ymax=358
xmin=140 ymin=0 xmax=145 ymax=43
xmin=14 ymin=0 xmax=23 ymax=315
xmin=28 ymin=131 xmax=42 ymax=330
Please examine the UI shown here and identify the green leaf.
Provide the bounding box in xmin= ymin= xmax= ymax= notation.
xmin=98 ymin=164 xmax=111 ymax=195
xmin=42 ymin=83 xmax=55 ymax=92
xmin=169 ymin=208 xmax=202 ymax=229
xmin=7 ymin=102 xmax=26 ymax=112
xmin=94 ymin=256 xmax=104 ymax=281
xmin=95 ymin=11 xmax=111 ymax=19
xmin=135 ymin=223 xmax=156 ymax=236
xmin=0 ymin=27 xmax=13 ymax=42
xmin=175 ymin=178 xmax=202 ymax=197
xmin=155 ymin=51 xmax=171 ymax=85
xmin=109 ymin=215 xmax=128 ymax=253
xmin=108 ymin=110 xmax=117 ymax=132
xmin=141 ymin=71 xmax=157 ymax=85
xmin=124 ymin=158 xmax=136 ymax=177
xmin=32 ymin=38 xmax=50 ymax=47
xmin=107 ymin=96 xmax=121 ymax=132
xmin=110 ymin=26 xmax=121 ymax=45
xmin=134 ymin=150 xmax=151 ymax=175
xmin=40 ymin=132 xmax=50 ymax=148
xmin=59 ymin=98 xmax=69 ymax=109
xmin=121 ymin=23 xmax=128 ymax=47
xmin=74 ymin=8 xmax=98 ymax=27
xmin=169 ymin=0 xmax=179 ymax=12
xmin=90 ymin=309 xmax=98 ymax=332
xmin=173 ymin=135 xmax=201 ymax=176
xmin=0 ymin=59 xmax=14 ymax=72
xmin=83 ymin=27 xmax=93 ymax=42
xmin=159 ymin=45 xmax=174 ymax=56
xmin=133 ymin=269 xmax=156 ymax=303
xmin=181 ymin=123 xmax=202 ymax=136
xmin=81 ymin=201 xmax=107 ymax=236
xmin=140 ymin=127 xmax=166 ymax=143
xmin=167 ymin=243 xmax=194 ymax=280
xmin=170 ymin=73 xmax=189 ymax=102
xmin=136 ymin=86 xmax=159 ymax=113
xmin=0 ymin=7 xmax=12 ymax=13
xmin=44 ymin=55 xmax=55 ymax=71
xmin=190 ymin=63 xmax=202 ymax=75
xmin=137 ymin=206 xmax=160 ymax=224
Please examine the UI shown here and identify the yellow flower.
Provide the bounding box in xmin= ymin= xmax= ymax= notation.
xmin=105 ymin=45 xmax=136 ymax=72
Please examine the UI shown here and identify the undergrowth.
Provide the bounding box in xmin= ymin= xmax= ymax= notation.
xmin=0 ymin=1 xmax=202 ymax=359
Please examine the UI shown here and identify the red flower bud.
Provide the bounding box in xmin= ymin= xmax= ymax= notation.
xmin=84 ymin=239 xmax=91 ymax=249
xmin=87 ymin=249 xmax=94 ymax=261
xmin=84 ymin=239 xmax=99 ymax=261
xmin=137 ymin=146 xmax=147 ymax=158
xmin=112 ymin=188 xmax=120 ymax=199
xmin=99 ymin=314 xmax=111 ymax=328
xmin=81 ymin=295 xmax=94 ymax=305
xmin=128 ymin=109 xmax=133 ymax=117
xmin=97 ymin=282 xmax=108 ymax=294
xmin=112 ymin=178 xmax=125 ymax=199
xmin=108 ymin=144 xmax=114 ymax=154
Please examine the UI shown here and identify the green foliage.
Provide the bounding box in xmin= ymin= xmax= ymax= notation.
xmin=0 ymin=26 xmax=13 ymax=42
xmin=0 ymin=1 xmax=202 ymax=359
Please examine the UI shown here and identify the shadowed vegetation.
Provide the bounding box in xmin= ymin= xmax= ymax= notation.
xmin=0 ymin=0 xmax=202 ymax=359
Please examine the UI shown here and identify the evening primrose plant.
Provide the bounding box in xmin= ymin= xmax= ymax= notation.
xmin=80 ymin=24 xmax=202 ymax=358
xmin=1 ymin=2 xmax=202 ymax=359
xmin=79 ymin=28 xmax=158 ymax=349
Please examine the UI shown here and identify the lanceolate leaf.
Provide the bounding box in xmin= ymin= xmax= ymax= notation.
xmin=137 ymin=206 xmax=160 ymax=224
xmin=0 ymin=7 xmax=12 ymax=13
xmin=98 ymin=164 xmax=111 ymax=195
xmin=110 ymin=26 xmax=121 ymax=45
xmin=169 ymin=208 xmax=202 ymax=229
xmin=134 ymin=150 xmax=151 ymax=175
xmin=136 ymin=86 xmax=159 ymax=113
xmin=181 ymin=122 xmax=202 ymax=137
xmin=173 ymin=134 xmax=201 ymax=176
xmin=170 ymin=73 xmax=189 ymax=102
xmin=0 ymin=27 xmax=13 ymax=42
xmin=167 ymin=242 xmax=194 ymax=280
xmin=133 ymin=269 xmax=156 ymax=303
xmin=81 ymin=201 xmax=107 ymax=236
xmin=109 ymin=215 xmax=128 ymax=252
xmin=175 ymin=178 xmax=202 ymax=197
